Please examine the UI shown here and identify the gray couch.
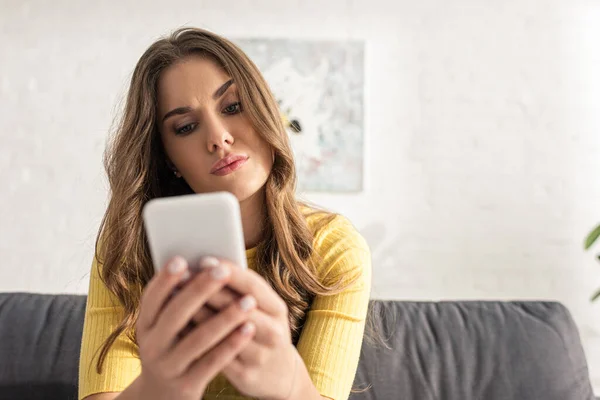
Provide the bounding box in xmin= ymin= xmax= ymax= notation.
xmin=0 ymin=293 xmax=597 ymax=400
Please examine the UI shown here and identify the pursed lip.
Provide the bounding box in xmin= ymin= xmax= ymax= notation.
xmin=210 ymin=153 xmax=249 ymax=175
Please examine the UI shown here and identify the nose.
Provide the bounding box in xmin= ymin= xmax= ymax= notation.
xmin=205 ymin=115 xmax=234 ymax=153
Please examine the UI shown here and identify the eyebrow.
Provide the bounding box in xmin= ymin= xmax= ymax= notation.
xmin=213 ymin=79 xmax=234 ymax=99
xmin=161 ymin=79 xmax=234 ymax=124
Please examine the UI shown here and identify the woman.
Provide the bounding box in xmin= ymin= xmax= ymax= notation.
xmin=79 ymin=27 xmax=371 ymax=400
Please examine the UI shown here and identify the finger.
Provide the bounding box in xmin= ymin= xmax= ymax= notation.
xmin=219 ymin=258 xmax=288 ymax=318
xmin=205 ymin=287 xmax=239 ymax=311
xmin=191 ymin=306 xmax=216 ymax=326
xmin=150 ymin=263 xmax=232 ymax=355
xmin=176 ymin=320 xmax=197 ymax=342
xmin=245 ymin=309 xmax=290 ymax=347
xmin=194 ymin=257 xmax=239 ymax=311
xmin=175 ymin=260 xmax=238 ymax=312
xmin=137 ymin=256 xmax=189 ymax=334
xmin=165 ymin=294 xmax=258 ymax=376
xmin=179 ymin=276 xmax=239 ymax=327
xmin=178 ymin=321 xmax=256 ymax=393
xmin=233 ymin=340 xmax=267 ymax=366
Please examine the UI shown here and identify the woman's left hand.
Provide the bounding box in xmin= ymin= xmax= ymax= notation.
xmin=187 ymin=257 xmax=300 ymax=400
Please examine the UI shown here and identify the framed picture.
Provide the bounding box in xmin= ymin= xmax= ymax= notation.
xmin=234 ymin=38 xmax=365 ymax=192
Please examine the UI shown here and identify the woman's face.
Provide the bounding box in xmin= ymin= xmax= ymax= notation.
xmin=157 ymin=55 xmax=273 ymax=202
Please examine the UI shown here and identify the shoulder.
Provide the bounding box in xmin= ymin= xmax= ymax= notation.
xmin=301 ymin=205 xmax=371 ymax=285
xmin=305 ymin=209 xmax=369 ymax=253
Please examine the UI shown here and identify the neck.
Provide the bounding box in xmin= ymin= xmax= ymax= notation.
xmin=239 ymin=188 xmax=267 ymax=249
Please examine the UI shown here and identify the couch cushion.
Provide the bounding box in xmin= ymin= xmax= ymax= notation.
xmin=352 ymin=301 xmax=595 ymax=400
xmin=0 ymin=293 xmax=86 ymax=400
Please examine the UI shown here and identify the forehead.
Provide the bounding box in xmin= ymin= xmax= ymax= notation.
xmin=157 ymin=55 xmax=231 ymax=112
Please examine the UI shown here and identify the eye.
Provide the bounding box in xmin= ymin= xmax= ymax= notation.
xmin=175 ymin=123 xmax=196 ymax=135
xmin=223 ymin=102 xmax=242 ymax=115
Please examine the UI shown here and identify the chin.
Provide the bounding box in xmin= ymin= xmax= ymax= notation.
xmin=193 ymin=182 xmax=263 ymax=204
xmin=230 ymin=185 xmax=265 ymax=203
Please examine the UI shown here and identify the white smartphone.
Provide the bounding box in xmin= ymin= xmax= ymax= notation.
xmin=142 ymin=191 xmax=248 ymax=272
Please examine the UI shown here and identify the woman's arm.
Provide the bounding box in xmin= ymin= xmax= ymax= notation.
xmin=170 ymin=215 xmax=371 ymax=400
xmin=82 ymin=376 xmax=141 ymax=400
xmin=285 ymin=349 xmax=334 ymax=400
xmin=79 ymin=256 xmax=143 ymax=400
xmin=82 ymin=392 xmax=120 ymax=400
xmin=81 ymin=254 xmax=257 ymax=400
xmin=295 ymin=216 xmax=372 ymax=400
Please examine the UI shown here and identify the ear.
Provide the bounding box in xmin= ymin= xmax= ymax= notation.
xmin=165 ymin=158 xmax=182 ymax=178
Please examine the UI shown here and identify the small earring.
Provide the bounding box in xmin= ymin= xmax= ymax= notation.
xmin=173 ymin=170 xmax=182 ymax=178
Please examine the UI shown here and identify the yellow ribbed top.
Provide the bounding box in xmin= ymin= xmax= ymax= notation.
xmin=78 ymin=210 xmax=372 ymax=400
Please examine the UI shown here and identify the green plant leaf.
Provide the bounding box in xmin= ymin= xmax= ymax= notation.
xmin=591 ymin=288 xmax=600 ymax=302
xmin=585 ymin=224 xmax=600 ymax=250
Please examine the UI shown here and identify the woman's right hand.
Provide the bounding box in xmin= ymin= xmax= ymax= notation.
xmin=134 ymin=256 xmax=257 ymax=400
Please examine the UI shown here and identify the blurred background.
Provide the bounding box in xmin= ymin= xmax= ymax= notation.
xmin=1 ymin=0 xmax=600 ymax=390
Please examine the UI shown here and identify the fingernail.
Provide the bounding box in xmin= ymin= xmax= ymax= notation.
xmin=199 ymin=256 xmax=220 ymax=269
xmin=241 ymin=322 xmax=254 ymax=336
xmin=210 ymin=265 xmax=230 ymax=280
xmin=168 ymin=256 xmax=187 ymax=274
xmin=181 ymin=269 xmax=191 ymax=281
xmin=239 ymin=295 xmax=256 ymax=311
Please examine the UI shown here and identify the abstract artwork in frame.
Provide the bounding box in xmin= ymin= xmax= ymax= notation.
xmin=234 ymin=38 xmax=365 ymax=193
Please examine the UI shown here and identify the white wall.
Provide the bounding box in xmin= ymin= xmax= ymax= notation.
xmin=2 ymin=0 xmax=600 ymax=390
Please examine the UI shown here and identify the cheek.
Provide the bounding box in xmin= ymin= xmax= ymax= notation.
xmin=243 ymin=128 xmax=274 ymax=175
xmin=166 ymin=137 xmax=208 ymax=169
xmin=257 ymin=142 xmax=274 ymax=175
xmin=161 ymin=134 xmax=183 ymax=161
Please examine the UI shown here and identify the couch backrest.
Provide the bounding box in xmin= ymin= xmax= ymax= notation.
xmin=351 ymin=300 xmax=595 ymax=400
xmin=0 ymin=293 xmax=595 ymax=400
xmin=0 ymin=293 xmax=85 ymax=400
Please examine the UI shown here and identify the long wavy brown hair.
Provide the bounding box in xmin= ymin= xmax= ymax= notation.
xmin=93 ymin=27 xmax=361 ymax=373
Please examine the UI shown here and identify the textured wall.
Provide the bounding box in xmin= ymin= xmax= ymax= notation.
xmin=2 ymin=0 xmax=600 ymax=390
